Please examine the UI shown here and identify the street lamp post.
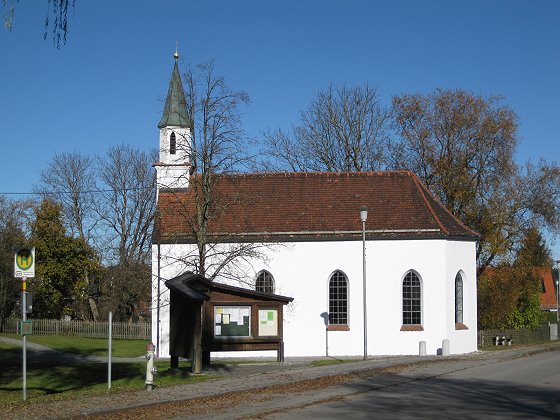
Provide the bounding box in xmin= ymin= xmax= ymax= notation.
xmin=360 ymin=206 xmax=368 ymax=360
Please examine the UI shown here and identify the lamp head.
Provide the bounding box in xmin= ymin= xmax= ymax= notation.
xmin=360 ymin=206 xmax=368 ymax=222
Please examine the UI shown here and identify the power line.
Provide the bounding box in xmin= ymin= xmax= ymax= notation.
xmin=0 ymin=186 xmax=154 ymax=196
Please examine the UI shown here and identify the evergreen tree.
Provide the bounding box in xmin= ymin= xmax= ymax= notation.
xmin=514 ymin=227 xmax=552 ymax=268
xmin=0 ymin=196 xmax=26 ymax=328
xmin=30 ymin=198 xmax=97 ymax=319
xmin=478 ymin=266 xmax=543 ymax=330
xmin=479 ymin=228 xmax=551 ymax=330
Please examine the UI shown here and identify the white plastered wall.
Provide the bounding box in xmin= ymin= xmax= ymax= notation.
xmin=444 ymin=240 xmax=478 ymax=354
xmin=151 ymin=238 xmax=477 ymax=358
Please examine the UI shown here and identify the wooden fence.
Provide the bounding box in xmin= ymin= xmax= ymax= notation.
xmin=3 ymin=318 xmax=556 ymax=345
xmin=1 ymin=318 xmax=150 ymax=340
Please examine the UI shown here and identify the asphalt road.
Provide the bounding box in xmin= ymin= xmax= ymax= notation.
xmin=2 ymin=342 xmax=559 ymax=419
xmin=265 ymin=350 xmax=560 ymax=419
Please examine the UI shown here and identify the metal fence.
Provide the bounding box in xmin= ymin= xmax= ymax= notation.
xmin=478 ymin=323 xmax=555 ymax=347
xmin=1 ymin=317 xmax=151 ymax=340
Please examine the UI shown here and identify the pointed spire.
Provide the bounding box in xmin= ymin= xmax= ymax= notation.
xmin=158 ymin=50 xmax=191 ymax=129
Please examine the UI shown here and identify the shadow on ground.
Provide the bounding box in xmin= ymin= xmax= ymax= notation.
xmin=291 ymin=370 xmax=559 ymax=418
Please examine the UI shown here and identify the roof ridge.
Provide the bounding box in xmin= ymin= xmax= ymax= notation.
xmin=408 ymin=172 xmax=450 ymax=235
xmin=190 ymin=170 xmax=413 ymax=179
xmin=408 ymin=172 xmax=478 ymax=237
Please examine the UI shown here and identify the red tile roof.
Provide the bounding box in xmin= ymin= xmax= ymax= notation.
xmin=538 ymin=268 xmax=558 ymax=310
xmin=153 ymin=171 xmax=478 ymax=243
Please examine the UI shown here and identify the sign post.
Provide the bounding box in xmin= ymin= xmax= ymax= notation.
xmin=15 ymin=247 xmax=35 ymax=402
xmin=21 ymin=277 xmax=28 ymax=401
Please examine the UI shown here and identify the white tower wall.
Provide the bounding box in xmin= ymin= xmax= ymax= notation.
xmin=155 ymin=126 xmax=191 ymax=190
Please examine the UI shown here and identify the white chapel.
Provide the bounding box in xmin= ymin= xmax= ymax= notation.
xmin=151 ymin=53 xmax=479 ymax=359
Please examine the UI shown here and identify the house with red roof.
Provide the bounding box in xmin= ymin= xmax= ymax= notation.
xmin=151 ymin=53 xmax=479 ymax=358
xmin=536 ymin=268 xmax=557 ymax=312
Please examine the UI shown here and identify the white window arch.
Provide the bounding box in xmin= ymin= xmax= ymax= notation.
xmin=255 ymin=270 xmax=275 ymax=294
xmin=328 ymin=270 xmax=349 ymax=326
xmin=402 ymin=270 xmax=422 ymax=326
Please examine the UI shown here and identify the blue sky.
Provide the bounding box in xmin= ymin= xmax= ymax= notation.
xmin=1 ymin=0 xmax=559 ymax=256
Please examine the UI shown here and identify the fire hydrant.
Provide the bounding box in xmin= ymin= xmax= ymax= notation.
xmin=145 ymin=342 xmax=157 ymax=391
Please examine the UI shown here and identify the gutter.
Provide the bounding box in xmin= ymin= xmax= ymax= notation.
xmin=204 ymin=228 xmax=442 ymax=237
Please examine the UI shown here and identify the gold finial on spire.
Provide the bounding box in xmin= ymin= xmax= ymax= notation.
xmin=174 ymin=42 xmax=179 ymax=61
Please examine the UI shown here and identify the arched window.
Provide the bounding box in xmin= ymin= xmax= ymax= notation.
xmin=402 ymin=271 xmax=421 ymax=325
xmin=455 ymin=272 xmax=463 ymax=324
xmin=170 ymin=132 xmax=176 ymax=155
xmin=329 ymin=270 xmax=348 ymax=326
xmin=255 ymin=270 xmax=275 ymax=294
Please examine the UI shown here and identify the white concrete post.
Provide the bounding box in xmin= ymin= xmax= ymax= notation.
xmin=549 ymin=322 xmax=558 ymax=341
xmin=419 ymin=341 xmax=426 ymax=356
xmin=442 ymin=339 xmax=450 ymax=356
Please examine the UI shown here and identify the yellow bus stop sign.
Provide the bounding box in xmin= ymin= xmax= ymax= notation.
xmin=15 ymin=248 xmax=35 ymax=278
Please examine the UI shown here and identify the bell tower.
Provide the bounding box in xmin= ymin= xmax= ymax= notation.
xmin=155 ymin=50 xmax=192 ymax=191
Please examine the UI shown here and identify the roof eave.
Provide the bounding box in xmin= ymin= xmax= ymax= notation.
xmin=153 ymin=231 xmax=479 ymax=244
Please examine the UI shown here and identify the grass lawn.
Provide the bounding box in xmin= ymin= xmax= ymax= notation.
xmin=310 ymin=358 xmax=355 ymax=367
xmin=1 ymin=333 xmax=147 ymax=358
xmin=0 ymin=334 xmax=211 ymax=407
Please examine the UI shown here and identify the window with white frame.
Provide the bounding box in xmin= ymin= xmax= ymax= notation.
xmin=402 ymin=271 xmax=421 ymax=325
xmin=329 ymin=270 xmax=348 ymax=325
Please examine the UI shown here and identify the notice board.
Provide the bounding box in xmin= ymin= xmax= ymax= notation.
xmin=214 ymin=306 xmax=251 ymax=337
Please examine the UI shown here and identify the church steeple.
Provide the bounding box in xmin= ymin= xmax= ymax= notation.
xmin=158 ymin=50 xmax=191 ymax=129
xmin=155 ymin=50 xmax=192 ymax=192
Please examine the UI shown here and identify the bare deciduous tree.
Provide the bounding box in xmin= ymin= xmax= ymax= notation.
xmin=185 ymin=61 xmax=252 ymax=278
xmin=157 ymin=60 xmax=272 ymax=284
xmin=38 ymin=151 xmax=96 ymax=244
xmin=96 ymin=144 xmax=157 ymax=266
xmin=263 ymin=83 xmax=390 ymax=172
xmin=38 ymin=151 xmax=102 ymax=319
xmin=264 ymin=86 xmax=560 ymax=275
